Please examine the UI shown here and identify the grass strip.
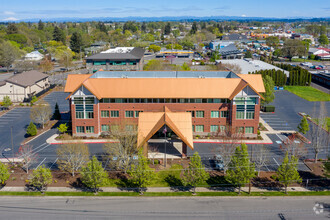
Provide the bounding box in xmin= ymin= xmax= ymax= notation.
xmin=0 ymin=191 xmax=329 ymax=197
xmin=284 ymin=86 xmax=330 ymax=101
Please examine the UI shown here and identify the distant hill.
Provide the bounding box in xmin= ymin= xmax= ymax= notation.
xmin=8 ymin=16 xmax=330 ymax=23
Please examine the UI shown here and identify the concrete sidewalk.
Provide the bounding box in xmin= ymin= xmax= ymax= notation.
xmin=0 ymin=186 xmax=325 ymax=193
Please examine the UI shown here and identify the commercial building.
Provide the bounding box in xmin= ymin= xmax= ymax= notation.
xmin=65 ymin=70 xmax=265 ymax=152
xmin=85 ymin=47 xmax=145 ymax=73
xmin=0 ymin=70 xmax=49 ymax=102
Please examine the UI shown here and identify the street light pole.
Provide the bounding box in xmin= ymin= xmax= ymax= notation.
xmin=163 ymin=126 xmax=167 ymax=167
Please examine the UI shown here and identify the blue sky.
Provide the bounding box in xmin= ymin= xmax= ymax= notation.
xmin=1 ymin=0 xmax=329 ymax=21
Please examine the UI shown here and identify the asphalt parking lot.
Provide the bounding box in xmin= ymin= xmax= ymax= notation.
xmin=260 ymin=112 xmax=293 ymax=131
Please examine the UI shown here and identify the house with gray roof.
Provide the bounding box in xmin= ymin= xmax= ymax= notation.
xmin=0 ymin=70 xmax=49 ymax=102
xmin=219 ymin=44 xmax=244 ymax=59
xmin=85 ymin=47 xmax=145 ymax=73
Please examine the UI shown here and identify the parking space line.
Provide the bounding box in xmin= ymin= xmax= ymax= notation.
xmin=49 ymin=158 xmax=58 ymax=169
xmin=32 ymin=144 xmax=51 ymax=156
xmin=273 ymin=158 xmax=280 ymax=167
xmin=36 ymin=157 xmax=47 ymax=169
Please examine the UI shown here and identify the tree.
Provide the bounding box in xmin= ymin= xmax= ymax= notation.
xmin=0 ymin=162 xmax=10 ymax=185
xmin=297 ymin=116 xmax=309 ymax=134
xmin=17 ymin=144 xmax=38 ymax=174
xmin=310 ymin=102 xmax=328 ymax=163
xmin=39 ymin=57 xmax=53 ymax=73
xmin=26 ymin=122 xmax=37 ymax=136
xmin=318 ymin=34 xmax=329 ymax=47
xmin=181 ymin=62 xmax=191 ymax=71
xmin=53 ymin=26 xmax=66 ymax=44
xmin=55 ymin=47 xmax=73 ymax=68
xmin=245 ymin=50 xmax=252 ymax=58
xmin=53 ymin=102 xmax=61 ymax=120
xmin=266 ymin=36 xmax=279 ymax=48
xmin=141 ymin=22 xmax=147 ymax=32
xmin=148 ymin=44 xmax=161 ymax=53
xmin=164 ymin=23 xmax=171 ymax=35
xmin=261 ymin=75 xmax=275 ymax=106
xmin=280 ymin=133 xmax=307 ymax=159
xmin=276 ymin=152 xmax=301 ymax=194
xmin=38 ymin=20 xmax=44 ymax=30
xmin=226 ymin=144 xmax=256 ymax=194
xmin=30 ymin=101 xmax=52 ymax=129
xmin=182 ymin=152 xmax=209 ymax=193
xmin=250 ymin=145 xmax=269 ymax=177
xmin=1 ymin=96 xmax=12 ymax=109
xmin=103 ymin=122 xmax=138 ymax=173
xmin=128 ymin=150 xmax=155 ymax=194
xmin=57 ymin=143 xmax=90 ymax=176
xmin=281 ymin=39 xmax=306 ymax=61
xmin=6 ymin=23 xmax=18 ymax=34
xmin=0 ymin=41 xmax=21 ymax=72
xmin=29 ymin=165 xmax=52 ymax=191
xmin=81 ymin=156 xmax=108 ymax=192
xmin=70 ymin=32 xmax=83 ymax=53
xmin=57 ymin=123 xmax=68 ymax=134
xmin=190 ymin=22 xmax=198 ymax=34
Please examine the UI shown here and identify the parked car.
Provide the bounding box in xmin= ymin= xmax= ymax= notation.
xmin=210 ymin=154 xmax=224 ymax=170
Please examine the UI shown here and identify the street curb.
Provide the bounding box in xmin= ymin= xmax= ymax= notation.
xmin=24 ymin=129 xmax=53 ymax=145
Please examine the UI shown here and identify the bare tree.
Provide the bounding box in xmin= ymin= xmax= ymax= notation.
xmin=56 ymin=143 xmax=90 ymax=176
xmin=30 ymin=101 xmax=52 ymax=129
xmin=280 ymin=133 xmax=307 ymax=159
xmin=148 ymin=145 xmax=160 ymax=165
xmin=250 ymin=144 xmax=269 ymax=176
xmin=103 ymin=121 xmax=138 ymax=173
xmin=14 ymin=60 xmax=38 ymax=72
xmin=213 ymin=126 xmax=243 ymax=174
xmin=310 ymin=102 xmax=328 ymax=163
xmin=17 ymin=144 xmax=38 ymax=174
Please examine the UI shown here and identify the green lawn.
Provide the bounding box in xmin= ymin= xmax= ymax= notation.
xmin=284 ymin=86 xmax=330 ymax=101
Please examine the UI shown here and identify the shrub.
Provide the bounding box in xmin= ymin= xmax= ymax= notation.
xmin=26 ymin=122 xmax=37 ymax=136
xmin=29 ymin=165 xmax=52 ymax=191
xmin=154 ymin=160 xmax=159 ymax=165
xmin=0 ymin=162 xmax=10 ymax=185
xmin=264 ymin=105 xmax=275 ymax=112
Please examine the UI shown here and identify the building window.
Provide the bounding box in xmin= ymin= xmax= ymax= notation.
xmin=85 ymin=104 xmax=94 ymax=119
xmin=195 ymin=99 xmax=202 ymax=103
xmin=187 ymin=111 xmax=195 ymax=117
xmin=135 ymin=111 xmax=143 ymax=118
xmin=76 ymin=126 xmax=84 ymax=133
xmin=93 ymin=61 xmax=106 ymax=65
xmin=101 ymin=110 xmax=109 ymax=118
xmin=236 ymin=127 xmax=244 ymax=134
xmin=111 ymin=124 xmax=119 ymax=131
xmin=76 ymin=111 xmax=84 ymax=119
xmin=101 ymin=125 xmax=110 ymax=132
xmin=245 ymin=127 xmax=254 ymax=134
xmin=86 ymin=126 xmax=94 ymax=133
xmin=246 ymin=112 xmax=255 ymax=119
xmin=73 ymin=97 xmax=83 ymax=104
xmin=246 ymin=97 xmax=257 ymax=105
xmin=85 ymin=111 xmax=94 ymax=119
xmin=195 ymin=111 xmax=204 ymax=118
xmin=125 ymin=111 xmax=134 ymax=118
xmin=192 ymin=125 xmax=195 ymax=132
xmin=195 ymin=125 xmax=204 ymax=132
xmin=220 ymin=125 xmax=226 ymax=132
xmin=210 ymin=125 xmax=219 ymax=132
xmin=211 ymin=111 xmax=219 ymax=118
xmin=221 ymin=111 xmax=228 ymax=118
xmin=85 ymin=97 xmax=95 ymax=104
xmin=111 ymin=110 xmax=119 ymax=118
xmin=236 ymin=105 xmax=244 ymax=119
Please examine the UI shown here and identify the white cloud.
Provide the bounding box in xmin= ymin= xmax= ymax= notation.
xmin=3 ymin=17 xmax=19 ymax=21
xmin=241 ymin=14 xmax=247 ymax=17
xmin=4 ymin=11 xmax=15 ymax=15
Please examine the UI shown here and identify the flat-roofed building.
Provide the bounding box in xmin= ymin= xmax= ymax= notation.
xmin=85 ymin=47 xmax=145 ymax=73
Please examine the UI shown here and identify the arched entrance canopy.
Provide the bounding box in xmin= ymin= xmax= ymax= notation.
xmin=137 ymin=107 xmax=193 ymax=150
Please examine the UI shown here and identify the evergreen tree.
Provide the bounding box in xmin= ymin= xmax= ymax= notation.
xmin=164 ymin=22 xmax=171 ymax=35
xmin=81 ymin=156 xmax=108 ymax=192
xmin=182 ymin=152 xmax=209 ymax=193
xmin=226 ymin=144 xmax=256 ymax=194
xmin=70 ymin=32 xmax=83 ymax=53
xmin=53 ymin=102 xmax=61 ymax=120
xmin=127 ymin=150 xmax=155 ymax=194
xmin=276 ymin=152 xmax=301 ymax=194
xmin=26 ymin=122 xmax=37 ymax=136
xmin=297 ymin=116 xmax=309 ymax=134
xmin=38 ymin=20 xmax=44 ymax=30
xmin=0 ymin=162 xmax=10 ymax=185
xmin=6 ymin=23 xmax=18 ymax=34
xmin=141 ymin=22 xmax=147 ymax=32
xmin=53 ymin=26 xmax=66 ymax=44
xmin=190 ymin=22 xmax=198 ymax=34
xmin=261 ymin=75 xmax=275 ymax=106
xmin=29 ymin=165 xmax=53 ymax=191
